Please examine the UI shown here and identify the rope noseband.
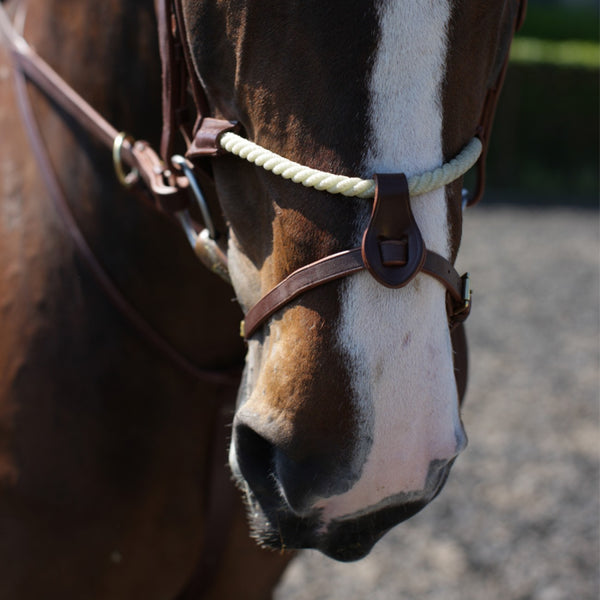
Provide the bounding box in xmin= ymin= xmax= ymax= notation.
xmin=218 ymin=132 xmax=482 ymax=199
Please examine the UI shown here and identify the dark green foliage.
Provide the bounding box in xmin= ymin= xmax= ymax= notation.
xmin=485 ymin=61 xmax=599 ymax=204
xmin=520 ymin=4 xmax=599 ymax=42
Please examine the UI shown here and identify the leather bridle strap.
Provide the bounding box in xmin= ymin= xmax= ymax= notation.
xmin=156 ymin=0 xmax=239 ymax=165
xmin=242 ymin=174 xmax=471 ymax=340
xmin=242 ymin=243 xmax=469 ymax=339
xmin=0 ymin=10 xmax=195 ymax=213
xmin=0 ymin=7 xmax=242 ymax=386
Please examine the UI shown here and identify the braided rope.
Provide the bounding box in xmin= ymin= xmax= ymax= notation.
xmin=219 ymin=132 xmax=482 ymax=198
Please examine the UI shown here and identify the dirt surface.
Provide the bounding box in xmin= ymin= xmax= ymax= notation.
xmin=274 ymin=205 xmax=599 ymax=600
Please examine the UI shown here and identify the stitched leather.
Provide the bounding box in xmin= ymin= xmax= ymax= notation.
xmin=451 ymin=323 xmax=468 ymax=404
xmin=242 ymin=239 xmax=466 ymax=339
xmin=187 ymin=118 xmax=240 ymax=158
xmin=157 ymin=0 xmax=183 ymax=163
xmin=361 ymin=173 xmax=425 ymax=288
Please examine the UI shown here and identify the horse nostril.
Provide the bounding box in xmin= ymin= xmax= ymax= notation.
xmin=272 ymin=451 xmax=325 ymax=516
xmin=233 ymin=421 xmax=323 ymax=516
xmin=233 ymin=424 xmax=279 ymax=503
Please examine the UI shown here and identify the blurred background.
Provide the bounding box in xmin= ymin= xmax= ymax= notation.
xmin=487 ymin=0 xmax=598 ymax=205
xmin=275 ymin=2 xmax=599 ymax=598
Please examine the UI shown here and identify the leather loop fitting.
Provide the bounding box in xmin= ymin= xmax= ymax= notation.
xmin=187 ymin=118 xmax=240 ymax=158
xmin=361 ymin=173 xmax=425 ymax=288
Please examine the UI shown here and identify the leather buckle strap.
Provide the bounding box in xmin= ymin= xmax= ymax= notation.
xmin=241 ymin=240 xmax=470 ymax=340
xmin=449 ymin=273 xmax=472 ymax=328
xmin=240 ymin=173 xmax=471 ymax=340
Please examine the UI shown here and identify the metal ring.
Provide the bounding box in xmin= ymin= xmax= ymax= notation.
xmin=171 ymin=155 xmax=217 ymax=239
xmin=112 ymin=132 xmax=139 ymax=189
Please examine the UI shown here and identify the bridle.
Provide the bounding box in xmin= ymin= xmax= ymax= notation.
xmin=0 ymin=0 xmax=526 ymax=594
xmin=0 ymin=0 xmax=527 ymax=371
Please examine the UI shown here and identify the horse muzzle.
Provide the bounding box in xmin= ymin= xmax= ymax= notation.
xmin=229 ymin=410 xmax=458 ymax=560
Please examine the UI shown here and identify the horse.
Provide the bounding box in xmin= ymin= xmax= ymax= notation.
xmin=184 ymin=0 xmax=525 ymax=561
xmin=0 ymin=0 xmax=525 ymax=597
xmin=0 ymin=1 xmax=292 ymax=598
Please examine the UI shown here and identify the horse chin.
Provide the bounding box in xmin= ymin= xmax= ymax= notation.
xmin=234 ymin=460 xmax=454 ymax=562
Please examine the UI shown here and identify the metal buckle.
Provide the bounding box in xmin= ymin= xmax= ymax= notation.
xmin=456 ymin=272 xmax=472 ymax=316
xmin=112 ymin=132 xmax=139 ymax=188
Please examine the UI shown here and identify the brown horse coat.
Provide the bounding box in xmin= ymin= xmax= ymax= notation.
xmin=0 ymin=0 xmax=290 ymax=598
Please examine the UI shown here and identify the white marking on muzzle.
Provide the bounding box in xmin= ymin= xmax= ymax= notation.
xmin=322 ymin=0 xmax=466 ymax=523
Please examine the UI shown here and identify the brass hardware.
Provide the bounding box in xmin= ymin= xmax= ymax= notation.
xmin=458 ymin=272 xmax=472 ymax=314
xmin=112 ymin=132 xmax=139 ymax=188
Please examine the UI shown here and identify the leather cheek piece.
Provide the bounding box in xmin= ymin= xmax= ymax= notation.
xmin=187 ymin=118 xmax=241 ymax=159
xmin=361 ymin=173 xmax=425 ymax=288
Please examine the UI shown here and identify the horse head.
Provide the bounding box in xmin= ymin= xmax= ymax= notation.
xmin=181 ymin=0 xmax=522 ymax=561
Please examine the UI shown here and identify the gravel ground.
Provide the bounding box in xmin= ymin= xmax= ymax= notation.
xmin=274 ymin=205 xmax=599 ymax=600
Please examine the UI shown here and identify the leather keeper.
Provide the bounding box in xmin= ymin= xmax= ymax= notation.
xmin=128 ymin=141 xmax=191 ymax=213
xmin=186 ymin=118 xmax=240 ymax=158
xmin=361 ymin=173 xmax=425 ymax=288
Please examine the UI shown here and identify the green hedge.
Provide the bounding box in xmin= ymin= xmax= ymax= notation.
xmin=519 ymin=5 xmax=599 ymax=42
xmin=486 ymin=61 xmax=598 ymax=203
xmin=481 ymin=5 xmax=599 ymax=204
xmin=510 ymin=37 xmax=599 ymax=69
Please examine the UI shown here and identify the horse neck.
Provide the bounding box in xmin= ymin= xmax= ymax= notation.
xmin=22 ymin=0 xmax=244 ymax=370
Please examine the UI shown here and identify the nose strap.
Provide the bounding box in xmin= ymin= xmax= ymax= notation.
xmin=241 ymin=174 xmax=470 ymax=339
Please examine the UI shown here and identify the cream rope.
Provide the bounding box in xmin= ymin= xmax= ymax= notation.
xmin=219 ymin=132 xmax=482 ymax=198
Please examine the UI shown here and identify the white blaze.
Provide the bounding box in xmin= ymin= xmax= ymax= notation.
xmin=322 ymin=0 xmax=465 ymax=522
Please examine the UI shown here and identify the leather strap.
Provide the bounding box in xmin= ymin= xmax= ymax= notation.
xmin=157 ymin=0 xmax=237 ymax=165
xmin=175 ymin=385 xmax=238 ymax=599
xmin=2 ymin=31 xmax=192 ymax=210
xmin=242 ymin=238 xmax=468 ymax=340
xmin=362 ymin=173 xmax=425 ymax=288
xmin=517 ymin=0 xmax=528 ymax=32
xmin=451 ymin=322 xmax=468 ymax=404
xmin=1 ymin=7 xmax=241 ymax=386
xmin=187 ymin=117 xmax=240 ymax=159
xmin=157 ymin=0 xmax=186 ymax=163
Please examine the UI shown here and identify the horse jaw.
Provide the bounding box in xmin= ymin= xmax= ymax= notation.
xmin=316 ymin=0 xmax=467 ymax=525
